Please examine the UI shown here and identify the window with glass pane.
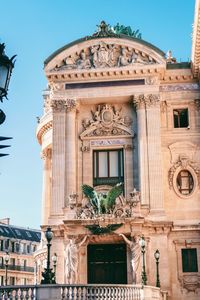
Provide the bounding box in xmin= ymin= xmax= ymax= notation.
xmin=182 ymin=249 xmax=198 ymax=272
xmin=173 ymin=109 xmax=189 ymax=128
xmin=93 ymin=149 xmax=124 ymax=186
xmin=176 ymin=170 xmax=194 ymax=195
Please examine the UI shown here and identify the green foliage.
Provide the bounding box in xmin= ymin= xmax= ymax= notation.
xmin=81 ymin=183 xmax=123 ymax=214
xmin=113 ymin=23 xmax=142 ymax=39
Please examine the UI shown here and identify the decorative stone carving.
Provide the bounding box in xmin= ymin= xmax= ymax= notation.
xmin=194 ymin=99 xmax=200 ymax=111
xmin=160 ymin=101 xmax=169 ymax=113
xmin=81 ymin=144 xmax=90 ymax=152
xmin=168 ymin=154 xmax=200 ymax=189
xmin=132 ymin=94 xmax=145 ymax=110
xmin=40 ymin=148 xmax=52 ymax=160
xmin=145 ymin=94 xmax=160 ymax=108
xmin=145 ymin=76 xmax=159 ymax=85
xmin=132 ymin=94 xmax=160 ymax=110
xmin=181 ymin=274 xmax=200 ymax=293
xmin=80 ymin=104 xmax=133 ymax=138
xmin=67 ymin=193 xmax=78 ymax=209
xmin=44 ymin=97 xmax=52 ymax=113
xmin=50 ymin=99 xmax=77 ymax=113
xmin=160 ymin=83 xmax=199 ymax=92
xmin=52 ymin=42 xmax=157 ymax=72
xmin=166 ymin=50 xmax=176 ymax=63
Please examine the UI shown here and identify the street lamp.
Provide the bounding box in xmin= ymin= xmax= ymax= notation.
xmin=41 ymin=227 xmax=56 ymax=284
xmin=154 ymin=249 xmax=160 ymax=288
xmin=4 ymin=252 xmax=10 ymax=286
xmin=0 ymin=42 xmax=16 ymax=157
xmin=0 ymin=43 xmax=16 ymax=102
xmin=52 ymin=253 xmax=57 ymax=281
xmin=139 ymin=236 xmax=147 ymax=285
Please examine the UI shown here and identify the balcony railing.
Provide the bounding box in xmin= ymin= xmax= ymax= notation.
xmin=0 ymin=284 xmax=167 ymax=300
xmin=0 ymin=264 xmax=34 ymax=272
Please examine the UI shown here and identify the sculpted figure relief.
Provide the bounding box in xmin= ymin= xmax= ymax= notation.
xmin=119 ymin=234 xmax=141 ymax=283
xmin=52 ymin=42 xmax=157 ymax=71
xmin=80 ymin=104 xmax=133 ymax=138
xmin=65 ymin=236 xmax=88 ymax=284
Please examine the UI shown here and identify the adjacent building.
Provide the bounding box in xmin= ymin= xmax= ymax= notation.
xmin=36 ymin=2 xmax=200 ymax=299
xmin=0 ymin=218 xmax=41 ymax=285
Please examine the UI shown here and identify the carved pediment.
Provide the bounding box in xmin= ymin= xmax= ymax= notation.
xmin=80 ymin=104 xmax=133 ymax=139
xmin=51 ymin=41 xmax=159 ymax=72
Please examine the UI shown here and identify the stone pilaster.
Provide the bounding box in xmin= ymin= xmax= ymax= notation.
xmin=51 ymin=99 xmax=76 ymax=215
xmin=145 ymin=94 xmax=164 ymax=214
xmin=65 ymin=100 xmax=78 ymax=206
xmin=41 ymin=148 xmax=52 ymax=225
xmin=133 ymin=94 xmax=149 ymax=206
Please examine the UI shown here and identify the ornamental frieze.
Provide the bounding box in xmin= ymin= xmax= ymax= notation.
xmin=80 ymin=104 xmax=133 ymax=138
xmin=51 ymin=41 xmax=157 ymax=72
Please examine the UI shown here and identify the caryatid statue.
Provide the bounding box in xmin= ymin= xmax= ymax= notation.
xmin=65 ymin=235 xmax=88 ymax=284
xmin=119 ymin=233 xmax=141 ymax=283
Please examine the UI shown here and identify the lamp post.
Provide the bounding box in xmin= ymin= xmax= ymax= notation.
xmin=0 ymin=42 xmax=16 ymax=157
xmin=41 ymin=227 xmax=56 ymax=284
xmin=0 ymin=43 xmax=16 ymax=102
xmin=52 ymin=253 xmax=57 ymax=281
xmin=4 ymin=252 xmax=10 ymax=286
xmin=139 ymin=236 xmax=147 ymax=285
xmin=154 ymin=249 xmax=160 ymax=288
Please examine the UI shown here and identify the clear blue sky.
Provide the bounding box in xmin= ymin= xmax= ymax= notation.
xmin=0 ymin=0 xmax=195 ymax=229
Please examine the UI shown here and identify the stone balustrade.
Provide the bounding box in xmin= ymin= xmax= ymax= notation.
xmin=0 ymin=284 xmax=167 ymax=300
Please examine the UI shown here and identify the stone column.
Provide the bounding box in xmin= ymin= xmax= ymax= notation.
xmin=50 ymin=100 xmax=67 ymax=216
xmin=133 ymin=95 xmax=150 ymax=206
xmin=145 ymin=94 xmax=164 ymax=214
xmin=41 ymin=148 xmax=52 ymax=225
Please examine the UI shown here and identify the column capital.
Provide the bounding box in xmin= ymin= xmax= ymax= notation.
xmin=50 ymin=98 xmax=78 ymax=113
xmin=132 ymin=94 xmax=146 ymax=110
xmin=132 ymin=94 xmax=160 ymax=110
xmin=145 ymin=94 xmax=160 ymax=108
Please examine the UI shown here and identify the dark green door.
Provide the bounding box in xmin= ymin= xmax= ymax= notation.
xmin=87 ymin=244 xmax=127 ymax=284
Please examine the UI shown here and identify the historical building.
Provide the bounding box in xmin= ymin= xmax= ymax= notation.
xmin=0 ymin=218 xmax=41 ymax=285
xmin=36 ymin=2 xmax=200 ymax=299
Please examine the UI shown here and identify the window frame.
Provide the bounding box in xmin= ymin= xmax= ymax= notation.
xmin=173 ymin=108 xmax=189 ymax=128
xmin=93 ymin=149 xmax=124 ymax=187
xmin=181 ymin=248 xmax=198 ymax=273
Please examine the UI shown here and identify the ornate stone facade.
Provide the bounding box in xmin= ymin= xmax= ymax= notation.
xmin=36 ymin=13 xmax=200 ymax=300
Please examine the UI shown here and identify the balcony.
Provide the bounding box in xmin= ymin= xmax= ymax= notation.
xmin=0 ymin=264 xmax=34 ymax=273
xmin=0 ymin=284 xmax=168 ymax=300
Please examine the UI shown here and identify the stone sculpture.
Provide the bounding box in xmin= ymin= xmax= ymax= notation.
xmin=65 ymin=235 xmax=88 ymax=284
xmin=119 ymin=233 xmax=141 ymax=283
